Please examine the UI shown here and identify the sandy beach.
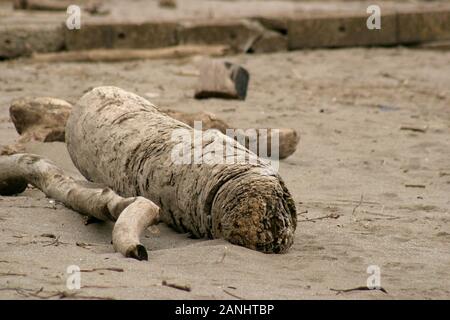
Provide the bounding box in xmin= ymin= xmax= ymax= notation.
xmin=1 ymin=45 xmax=449 ymax=299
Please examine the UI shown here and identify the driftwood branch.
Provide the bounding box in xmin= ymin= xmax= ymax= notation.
xmin=30 ymin=45 xmax=229 ymax=63
xmin=14 ymin=0 xmax=107 ymax=14
xmin=0 ymin=153 xmax=159 ymax=260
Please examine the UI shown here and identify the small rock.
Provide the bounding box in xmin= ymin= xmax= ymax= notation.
xmin=194 ymin=60 xmax=250 ymax=100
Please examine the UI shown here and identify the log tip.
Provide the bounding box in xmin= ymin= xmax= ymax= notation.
xmin=213 ymin=174 xmax=297 ymax=254
xmin=126 ymin=244 xmax=148 ymax=261
xmin=0 ymin=178 xmax=28 ymax=196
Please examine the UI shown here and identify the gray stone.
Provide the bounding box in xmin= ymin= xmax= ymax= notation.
xmin=194 ymin=60 xmax=250 ymax=100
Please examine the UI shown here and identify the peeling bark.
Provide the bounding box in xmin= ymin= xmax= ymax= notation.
xmin=1 ymin=97 xmax=71 ymax=155
xmin=66 ymin=86 xmax=296 ymax=253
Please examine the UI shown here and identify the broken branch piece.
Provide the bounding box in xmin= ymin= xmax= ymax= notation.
xmin=0 ymin=153 xmax=159 ymax=260
xmin=194 ymin=60 xmax=250 ymax=100
xmin=66 ymin=86 xmax=296 ymax=253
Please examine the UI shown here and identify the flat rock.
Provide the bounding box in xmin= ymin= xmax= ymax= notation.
xmin=194 ymin=60 xmax=250 ymax=100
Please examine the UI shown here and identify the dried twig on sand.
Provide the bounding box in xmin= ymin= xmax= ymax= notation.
xmin=297 ymin=212 xmax=340 ymax=223
xmin=352 ymin=194 xmax=364 ymax=216
xmin=31 ymin=45 xmax=229 ymax=63
xmin=223 ymin=289 xmax=245 ymax=300
xmin=404 ymin=184 xmax=426 ymax=188
xmin=162 ymin=280 xmax=191 ymax=292
xmin=80 ymin=267 xmax=124 ymax=273
xmin=400 ymin=125 xmax=428 ymax=133
xmin=330 ymin=286 xmax=388 ymax=294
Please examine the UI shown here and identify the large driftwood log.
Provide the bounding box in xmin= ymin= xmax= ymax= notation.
xmin=194 ymin=60 xmax=250 ymax=100
xmin=66 ymin=87 xmax=296 ymax=253
xmin=0 ymin=153 xmax=159 ymax=260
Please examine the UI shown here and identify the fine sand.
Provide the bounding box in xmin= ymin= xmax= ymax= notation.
xmin=0 ymin=47 xmax=449 ymax=299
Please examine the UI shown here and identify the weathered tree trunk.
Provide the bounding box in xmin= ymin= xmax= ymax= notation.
xmin=0 ymin=153 xmax=159 ymax=260
xmin=66 ymin=86 xmax=296 ymax=253
xmin=1 ymin=97 xmax=72 ymax=155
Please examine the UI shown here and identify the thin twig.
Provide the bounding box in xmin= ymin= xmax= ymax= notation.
xmin=80 ymin=267 xmax=124 ymax=273
xmin=400 ymin=125 xmax=427 ymax=133
xmin=162 ymin=280 xmax=191 ymax=292
xmin=405 ymin=184 xmax=426 ymax=188
xmin=330 ymin=286 xmax=388 ymax=295
xmin=76 ymin=242 xmax=101 ymax=249
xmin=0 ymin=272 xmax=27 ymax=277
xmin=223 ymin=289 xmax=245 ymax=300
xmin=42 ymin=236 xmax=67 ymax=247
xmin=352 ymin=194 xmax=364 ymax=216
xmin=297 ymin=213 xmax=340 ymax=223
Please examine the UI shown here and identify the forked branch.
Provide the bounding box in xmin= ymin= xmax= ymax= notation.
xmin=0 ymin=153 xmax=159 ymax=260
